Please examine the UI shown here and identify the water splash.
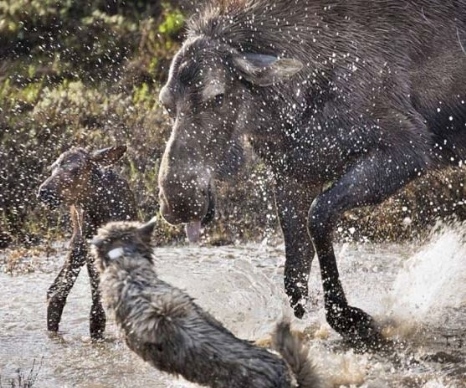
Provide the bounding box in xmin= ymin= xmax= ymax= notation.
xmin=382 ymin=222 xmax=466 ymax=341
xmin=1 ymin=239 xmax=465 ymax=387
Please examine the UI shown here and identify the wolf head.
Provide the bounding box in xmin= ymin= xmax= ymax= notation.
xmin=90 ymin=219 xmax=156 ymax=273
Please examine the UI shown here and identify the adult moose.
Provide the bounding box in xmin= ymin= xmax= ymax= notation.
xmin=158 ymin=0 xmax=466 ymax=344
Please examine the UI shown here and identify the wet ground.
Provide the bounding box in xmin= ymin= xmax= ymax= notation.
xmin=0 ymin=224 xmax=465 ymax=387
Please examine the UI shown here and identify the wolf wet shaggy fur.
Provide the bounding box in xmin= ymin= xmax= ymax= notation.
xmin=91 ymin=220 xmax=321 ymax=387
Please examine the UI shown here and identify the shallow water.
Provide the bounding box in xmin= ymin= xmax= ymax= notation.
xmin=0 ymin=224 xmax=465 ymax=387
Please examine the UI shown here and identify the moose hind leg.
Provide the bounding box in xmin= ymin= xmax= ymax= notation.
xmin=87 ymin=260 xmax=106 ymax=340
xmin=308 ymin=148 xmax=428 ymax=346
xmin=47 ymin=267 xmax=69 ymax=332
xmin=47 ymin=242 xmax=86 ymax=332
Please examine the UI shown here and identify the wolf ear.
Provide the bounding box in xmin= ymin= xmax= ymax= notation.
xmin=91 ymin=145 xmax=127 ymax=166
xmin=89 ymin=236 xmax=103 ymax=247
xmin=138 ymin=218 xmax=157 ymax=244
xmin=232 ymin=53 xmax=303 ymax=86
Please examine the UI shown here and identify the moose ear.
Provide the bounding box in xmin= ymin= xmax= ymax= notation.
xmin=138 ymin=217 xmax=157 ymax=244
xmin=232 ymin=53 xmax=303 ymax=86
xmin=91 ymin=145 xmax=127 ymax=166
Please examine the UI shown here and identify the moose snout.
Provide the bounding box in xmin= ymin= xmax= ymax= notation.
xmin=37 ymin=184 xmax=61 ymax=209
xmin=159 ymin=183 xmax=210 ymax=225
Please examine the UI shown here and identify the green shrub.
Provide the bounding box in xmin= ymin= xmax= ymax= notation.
xmin=1 ymin=0 xmax=466 ymax=248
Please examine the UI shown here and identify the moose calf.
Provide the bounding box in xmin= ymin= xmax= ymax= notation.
xmin=91 ymin=219 xmax=321 ymax=388
xmin=37 ymin=145 xmax=137 ymax=340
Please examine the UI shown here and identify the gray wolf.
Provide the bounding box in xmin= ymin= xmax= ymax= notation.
xmin=91 ymin=219 xmax=321 ymax=387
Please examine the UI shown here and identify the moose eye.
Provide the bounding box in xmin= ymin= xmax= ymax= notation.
xmin=62 ymin=164 xmax=80 ymax=174
xmin=202 ymin=92 xmax=225 ymax=111
xmin=214 ymin=93 xmax=224 ymax=107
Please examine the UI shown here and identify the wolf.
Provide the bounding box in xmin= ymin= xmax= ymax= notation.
xmin=91 ymin=220 xmax=321 ymax=387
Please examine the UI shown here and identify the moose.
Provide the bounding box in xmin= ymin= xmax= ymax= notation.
xmin=37 ymin=145 xmax=137 ymax=340
xmin=157 ymin=0 xmax=466 ymax=345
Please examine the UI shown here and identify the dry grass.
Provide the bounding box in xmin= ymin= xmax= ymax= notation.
xmin=0 ymin=246 xmax=59 ymax=275
xmin=0 ymin=359 xmax=42 ymax=388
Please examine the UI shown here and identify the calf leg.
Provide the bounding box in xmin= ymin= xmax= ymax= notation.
xmin=87 ymin=259 xmax=106 ymax=340
xmin=274 ymin=177 xmax=320 ymax=318
xmin=308 ymin=147 xmax=429 ymax=345
xmin=47 ymin=239 xmax=87 ymax=332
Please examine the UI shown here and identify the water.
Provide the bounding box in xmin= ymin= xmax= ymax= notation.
xmin=0 ymin=224 xmax=465 ymax=387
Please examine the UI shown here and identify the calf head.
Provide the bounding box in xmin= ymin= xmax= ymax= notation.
xmin=37 ymin=145 xmax=127 ymax=209
xmin=158 ymin=32 xmax=302 ymax=227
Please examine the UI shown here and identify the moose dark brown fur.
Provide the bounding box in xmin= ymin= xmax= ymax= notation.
xmin=158 ymin=0 xmax=466 ymax=345
xmin=91 ymin=220 xmax=321 ymax=388
xmin=37 ymin=145 xmax=137 ymax=340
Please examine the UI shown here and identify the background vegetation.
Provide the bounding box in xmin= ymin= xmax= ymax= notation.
xmin=1 ymin=0 xmax=466 ymax=248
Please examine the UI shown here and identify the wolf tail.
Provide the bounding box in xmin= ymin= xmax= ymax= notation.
xmin=271 ymin=320 xmax=321 ymax=388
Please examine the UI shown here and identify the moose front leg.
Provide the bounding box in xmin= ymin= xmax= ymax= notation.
xmin=274 ymin=177 xmax=320 ymax=318
xmin=47 ymin=237 xmax=87 ymax=333
xmin=308 ymin=148 xmax=427 ymax=346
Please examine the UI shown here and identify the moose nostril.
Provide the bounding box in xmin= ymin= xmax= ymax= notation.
xmin=38 ymin=186 xmax=52 ymax=197
xmin=37 ymin=187 xmax=60 ymax=207
xmin=37 ymin=187 xmax=47 ymax=199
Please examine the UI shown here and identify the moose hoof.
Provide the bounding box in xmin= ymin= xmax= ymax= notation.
xmin=292 ymin=301 xmax=306 ymax=319
xmin=47 ymin=322 xmax=59 ymax=332
xmin=90 ymin=312 xmax=106 ymax=342
xmin=327 ymin=303 xmax=385 ymax=349
xmin=90 ymin=322 xmax=106 ymax=342
xmin=90 ymin=331 xmax=105 ymax=342
xmin=47 ymin=306 xmax=63 ymax=332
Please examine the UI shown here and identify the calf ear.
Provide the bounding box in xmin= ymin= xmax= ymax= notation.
xmin=91 ymin=145 xmax=127 ymax=166
xmin=232 ymin=53 xmax=303 ymax=86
